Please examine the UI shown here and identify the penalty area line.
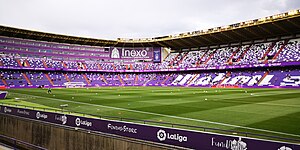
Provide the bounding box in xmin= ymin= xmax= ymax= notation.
xmin=11 ymin=92 xmax=300 ymax=138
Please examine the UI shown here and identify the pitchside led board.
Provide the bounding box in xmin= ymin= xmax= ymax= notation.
xmin=0 ymin=105 xmax=299 ymax=150
xmin=110 ymin=47 xmax=161 ymax=63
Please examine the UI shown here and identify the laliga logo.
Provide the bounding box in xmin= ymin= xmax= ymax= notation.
xmin=36 ymin=112 xmax=48 ymax=119
xmin=75 ymin=118 xmax=92 ymax=127
xmin=156 ymin=129 xmax=188 ymax=142
xmin=157 ymin=129 xmax=167 ymax=141
xmin=75 ymin=118 xmax=81 ymax=126
xmin=278 ymin=146 xmax=292 ymax=150
xmin=4 ymin=107 xmax=12 ymax=113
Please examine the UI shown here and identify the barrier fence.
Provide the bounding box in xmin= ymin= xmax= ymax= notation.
xmin=0 ymin=103 xmax=299 ymax=150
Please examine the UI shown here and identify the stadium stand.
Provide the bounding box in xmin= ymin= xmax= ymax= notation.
xmin=0 ymin=35 xmax=300 ymax=88
xmin=0 ymin=10 xmax=300 ymax=89
xmin=1 ymin=37 xmax=300 ymax=69
xmin=0 ymin=9 xmax=300 ymax=150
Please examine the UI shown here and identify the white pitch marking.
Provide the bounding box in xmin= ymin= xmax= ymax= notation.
xmin=11 ymin=92 xmax=300 ymax=138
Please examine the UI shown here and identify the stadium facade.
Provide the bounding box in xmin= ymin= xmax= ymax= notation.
xmin=0 ymin=9 xmax=300 ymax=150
xmin=0 ymin=10 xmax=300 ymax=89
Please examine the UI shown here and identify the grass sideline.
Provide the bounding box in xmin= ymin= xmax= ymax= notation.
xmin=2 ymin=87 xmax=300 ymax=141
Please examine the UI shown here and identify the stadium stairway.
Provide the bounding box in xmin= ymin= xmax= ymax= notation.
xmin=204 ymin=49 xmax=217 ymax=65
xmin=62 ymin=61 xmax=68 ymax=68
xmin=177 ymin=52 xmax=189 ymax=66
xmin=1 ymin=79 xmax=8 ymax=86
xmin=186 ymin=74 xmax=199 ymax=86
xmin=134 ymin=74 xmax=139 ymax=85
xmin=15 ymin=59 xmax=23 ymax=67
xmin=97 ymin=64 xmax=103 ymax=70
xmin=112 ymin=64 xmax=117 ymax=71
xmin=24 ymin=59 xmax=30 ymax=67
xmin=100 ymin=75 xmax=108 ymax=84
xmin=143 ymin=75 xmax=155 ymax=86
xmin=21 ymin=73 xmax=32 ymax=85
xmin=117 ymin=75 xmax=124 ymax=85
xmin=196 ymin=50 xmax=209 ymax=66
xmin=42 ymin=60 xmax=48 ymax=68
xmin=272 ymin=40 xmax=288 ymax=61
xmin=64 ymin=74 xmax=71 ymax=82
xmin=44 ymin=73 xmax=54 ymax=86
xmin=82 ymin=63 xmax=87 ymax=69
xmin=82 ymin=74 xmax=91 ymax=85
xmin=258 ymin=71 xmax=270 ymax=85
xmin=171 ymin=74 xmax=189 ymax=86
xmin=218 ymin=71 xmax=232 ymax=85
xmin=236 ymin=45 xmax=251 ymax=62
xmin=130 ymin=64 xmax=133 ymax=70
xmin=169 ymin=53 xmax=181 ymax=68
xmin=261 ymin=42 xmax=276 ymax=61
xmin=227 ymin=47 xmax=241 ymax=63
xmin=179 ymin=74 xmax=194 ymax=85
xmin=161 ymin=74 xmax=171 ymax=85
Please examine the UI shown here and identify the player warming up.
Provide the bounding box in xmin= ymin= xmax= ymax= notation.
xmin=47 ymin=88 xmax=52 ymax=94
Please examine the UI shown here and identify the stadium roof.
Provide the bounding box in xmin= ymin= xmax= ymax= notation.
xmin=1 ymin=9 xmax=300 ymax=50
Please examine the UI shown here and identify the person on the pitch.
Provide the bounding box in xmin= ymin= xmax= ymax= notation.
xmin=47 ymin=87 xmax=52 ymax=94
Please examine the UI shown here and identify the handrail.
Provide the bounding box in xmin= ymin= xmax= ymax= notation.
xmin=0 ymin=134 xmax=46 ymax=150
xmin=1 ymin=103 xmax=299 ymax=143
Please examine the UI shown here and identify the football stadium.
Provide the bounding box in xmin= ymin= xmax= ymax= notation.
xmin=0 ymin=5 xmax=300 ymax=150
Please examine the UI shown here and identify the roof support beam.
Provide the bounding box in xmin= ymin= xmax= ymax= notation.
xmin=243 ymin=28 xmax=262 ymax=37
xmin=197 ymin=36 xmax=214 ymax=45
xmin=257 ymin=26 xmax=273 ymax=35
xmin=179 ymin=38 xmax=196 ymax=48
xmin=156 ymin=41 xmax=169 ymax=48
xmin=209 ymin=34 xmax=225 ymax=43
xmin=220 ymin=32 xmax=236 ymax=41
xmin=147 ymin=42 xmax=155 ymax=47
xmin=172 ymin=39 xmax=187 ymax=48
xmin=189 ymin=37 xmax=205 ymax=46
xmin=287 ymin=19 xmax=300 ymax=29
xmin=272 ymin=23 xmax=291 ymax=34
xmin=231 ymin=30 xmax=248 ymax=39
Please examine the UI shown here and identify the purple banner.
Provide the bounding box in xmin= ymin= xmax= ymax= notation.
xmin=153 ymin=47 xmax=161 ymax=63
xmin=0 ymin=105 xmax=299 ymax=150
xmin=110 ymin=47 xmax=153 ymax=59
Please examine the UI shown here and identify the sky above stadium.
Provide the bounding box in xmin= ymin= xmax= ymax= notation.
xmin=0 ymin=0 xmax=299 ymax=40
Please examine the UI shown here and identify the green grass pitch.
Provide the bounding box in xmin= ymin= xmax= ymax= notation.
xmin=1 ymin=87 xmax=300 ymax=141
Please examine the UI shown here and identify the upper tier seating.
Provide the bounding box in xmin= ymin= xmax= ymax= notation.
xmin=276 ymin=39 xmax=300 ymax=62
xmin=1 ymin=36 xmax=300 ymax=71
